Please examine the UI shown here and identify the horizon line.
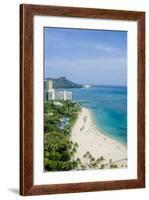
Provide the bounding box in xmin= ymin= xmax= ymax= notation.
xmin=44 ymin=77 xmax=127 ymax=87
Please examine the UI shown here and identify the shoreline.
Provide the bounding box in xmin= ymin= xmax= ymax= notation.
xmin=70 ymin=107 xmax=127 ymax=169
xmin=89 ymin=109 xmax=127 ymax=147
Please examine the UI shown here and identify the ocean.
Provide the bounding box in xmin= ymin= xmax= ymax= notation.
xmin=68 ymin=86 xmax=127 ymax=145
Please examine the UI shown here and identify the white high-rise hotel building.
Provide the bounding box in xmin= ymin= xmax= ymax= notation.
xmin=44 ymin=80 xmax=72 ymax=101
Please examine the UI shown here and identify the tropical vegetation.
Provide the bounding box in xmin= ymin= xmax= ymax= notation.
xmin=44 ymin=100 xmax=118 ymax=171
xmin=44 ymin=100 xmax=81 ymax=171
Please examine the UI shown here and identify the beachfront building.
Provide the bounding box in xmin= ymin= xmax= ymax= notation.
xmin=44 ymin=80 xmax=53 ymax=90
xmin=44 ymin=80 xmax=72 ymax=101
xmin=83 ymin=84 xmax=91 ymax=89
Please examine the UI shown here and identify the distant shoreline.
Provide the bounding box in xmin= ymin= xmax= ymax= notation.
xmin=70 ymin=107 xmax=127 ymax=169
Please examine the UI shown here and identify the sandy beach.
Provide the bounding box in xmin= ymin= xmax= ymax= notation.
xmin=71 ymin=107 xmax=127 ymax=169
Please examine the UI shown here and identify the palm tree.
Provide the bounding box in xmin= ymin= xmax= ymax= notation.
xmin=83 ymin=153 xmax=87 ymax=159
xmin=74 ymin=142 xmax=78 ymax=148
xmin=100 ymin=156 xmax=105 ymax=162
xmin=100 ymin=164 xmax=105 ymax=169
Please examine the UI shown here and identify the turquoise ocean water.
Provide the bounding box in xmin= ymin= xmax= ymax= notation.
xmin=68 ymin=86 xmax=127 ymax=145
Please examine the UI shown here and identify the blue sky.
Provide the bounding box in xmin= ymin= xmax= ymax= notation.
xmin=44 ymin=27 xmax=127 ymax=86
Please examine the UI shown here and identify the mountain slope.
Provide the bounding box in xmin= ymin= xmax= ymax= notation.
xmin=46 ymin=77 xmax=82 ymax=89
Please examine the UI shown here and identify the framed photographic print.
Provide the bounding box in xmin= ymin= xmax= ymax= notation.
xmin=20 ymin=4 xmax=145 ymax=196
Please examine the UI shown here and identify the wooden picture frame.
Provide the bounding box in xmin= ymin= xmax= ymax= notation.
xmin=20 ymin=4 xmax=145 ymax=196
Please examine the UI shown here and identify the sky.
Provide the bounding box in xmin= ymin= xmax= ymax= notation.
xmin=44 ymin=27 xmax=127 ymax=86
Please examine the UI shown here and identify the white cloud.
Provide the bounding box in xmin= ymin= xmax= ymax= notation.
xmin=45 ymin=57 xmax=126 ymax=69
xmin=94 ymin=44 xmax=118 ymax=52
xmin=45 ymin=37 xmax=119 ymax=53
